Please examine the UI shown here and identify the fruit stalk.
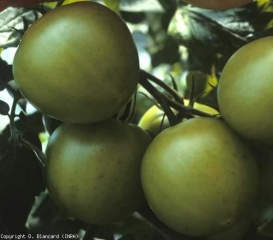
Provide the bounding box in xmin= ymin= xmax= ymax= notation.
xmin=140 ymin=70 xmax=183 ymax=104
xmin=139 ymin=71 xmax=179 ymax=126
xmin=165 ymin=96 xmax=217 ymax=118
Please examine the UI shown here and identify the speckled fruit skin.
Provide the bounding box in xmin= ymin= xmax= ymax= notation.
xmin=45 ymin=118 xmax=151 ymax=224
xmin=182 ymin=0 xmax=252 ymax=9
xmin=13 ymin=2 xmax=139 ymax=124
xmin=141 ymin=117 xmax=259 ymax=237
xmin=217 ymin=37 xmax=273 ymax=145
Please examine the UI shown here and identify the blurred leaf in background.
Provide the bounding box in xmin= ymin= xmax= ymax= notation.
xmin=0 ymin=7 xmax=42 ymax=48
xmin=104 ymin=0 xmax=120 ymax=14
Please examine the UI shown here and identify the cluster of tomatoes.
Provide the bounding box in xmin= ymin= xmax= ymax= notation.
xmin=10 ymin=0 xmax=273 ymax=239
xmin=139 ymin=35 xmax=273 ymax=239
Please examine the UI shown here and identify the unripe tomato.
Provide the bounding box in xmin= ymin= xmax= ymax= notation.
xmin=141 ymin=117 xmax=259 ymax=237
xmin=46 ymin=118 xmax=151 ymax=224
xmin=217 ymin=37 xmax=273 ymax=145
xmin=182 ymin=0 xmax=252 ymax=10
xmin=13 ymin=2 xmax=139 ymax=124
xmin=138 ymin=99 xmax=219 ymax=137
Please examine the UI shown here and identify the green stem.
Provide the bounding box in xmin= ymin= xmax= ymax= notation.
xmin=8 ymin=95 xmax=21 ymax=142
xmin=139 ymin=71 xmax=179 ymax=126
xmin=163 ymin=95 xmax=218 ymax=118
xmin=140 ymin=70 xmax=183 ymax=104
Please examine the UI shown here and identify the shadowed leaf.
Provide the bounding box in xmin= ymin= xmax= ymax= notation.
xmin=0 ymin=100 xmax=9 ymax=116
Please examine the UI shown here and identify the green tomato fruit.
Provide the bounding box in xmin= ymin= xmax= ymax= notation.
xmin=45 ymin=118 xmax=151 ymax=224
xmin=141 ymin=117 xmax=259 ymax=237
xmin=13 ymin=2 xmax=139 ymax=124
xmin=217 ymin=36 xmax=273 ymax=145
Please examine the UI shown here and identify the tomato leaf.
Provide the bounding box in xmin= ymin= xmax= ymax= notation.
xmin=83 ymin=225 xmax=99 ymax=240
xmin=0 ymin=60 xmax=13 ymax=83
xmin=119 ymin=0 xmax=163 ymax=12
xmin=18 ymin=110 xmax=28 ymax=122
xmin=0 ymin=134 xmax=8 ymax=146
xmin=0 ymin=8 xmax=42 ymax=48
xmin=0 ymin=100 xmax=9 ymax=115
xmin=15 ymin=112 xmax=44 ymax=134
xmin=104 ymin=0 xmax=120 ymax=14
xmin=0 ymin=81 xmax=5 ymax=91
xmin=20 ymin=136 xmax=46 ymax=166
xmin=42 ymin=114 xmax=62 ymax=135
xmin=93 ymin=225 xmax=114 ymax=240
xmin=21 ymin=131 xmax=42 ymax=150
xmin=0 ymin=142 xmax=44 ymax=233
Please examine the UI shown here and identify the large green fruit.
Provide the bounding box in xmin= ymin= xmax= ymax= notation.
xmin=217 ymin=36 xmax=273 ymax=145
xmin=45 ymin=118 xmax=151 ymax=224
xmin=13 ymin=2 xmax=139 ymax=124
xmin=141 ymin=117 xmax=259 ymax=237
xmin=181 ymin=0 xmax=252 ymax=9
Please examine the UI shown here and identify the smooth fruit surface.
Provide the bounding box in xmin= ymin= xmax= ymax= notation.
xmin=141 ymin=117 xmax=259 ymax=237
xmin=46 ymin=118 xmax=151 ymax=224
xmin=182 ymin=0 xmax=252 ymax=9
xmin=218 ymin=36 xmax=273 ymax=145
xmin=138 ymin=99 xmax=219 ymax=137
xmin=13 ymin=2 xmax=139 ymax=124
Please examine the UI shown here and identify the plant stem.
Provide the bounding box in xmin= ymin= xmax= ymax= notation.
xmin=140 ymin=70 xmax=183 ymax=104
xmin=139 ymin=70 xmax=219 ymax=120
xmin=139 ymin=71 xmax=179 ymax=126
xmin=8 ymin=95 xmax=21 ymax=142
xmin=163 ymin=95 xmax=218 ymax=118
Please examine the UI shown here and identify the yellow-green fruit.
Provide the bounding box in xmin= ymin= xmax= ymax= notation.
xmin=138 ymin=105 xmax=175 ymax=137
xmin=141 ymin=117 xmax=259 ymax=237
xmin=217 ymin=36 xmax=273 ymax=145
xmin=207 ymin=215 xmax=251 ymax=240
xmin=138 ymin=99 xmax=219 ymax=137
xmin=46 ymin=118 xmax=151 ymax=224
xmin=13 ymin=2 xmax=139 ymax=124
